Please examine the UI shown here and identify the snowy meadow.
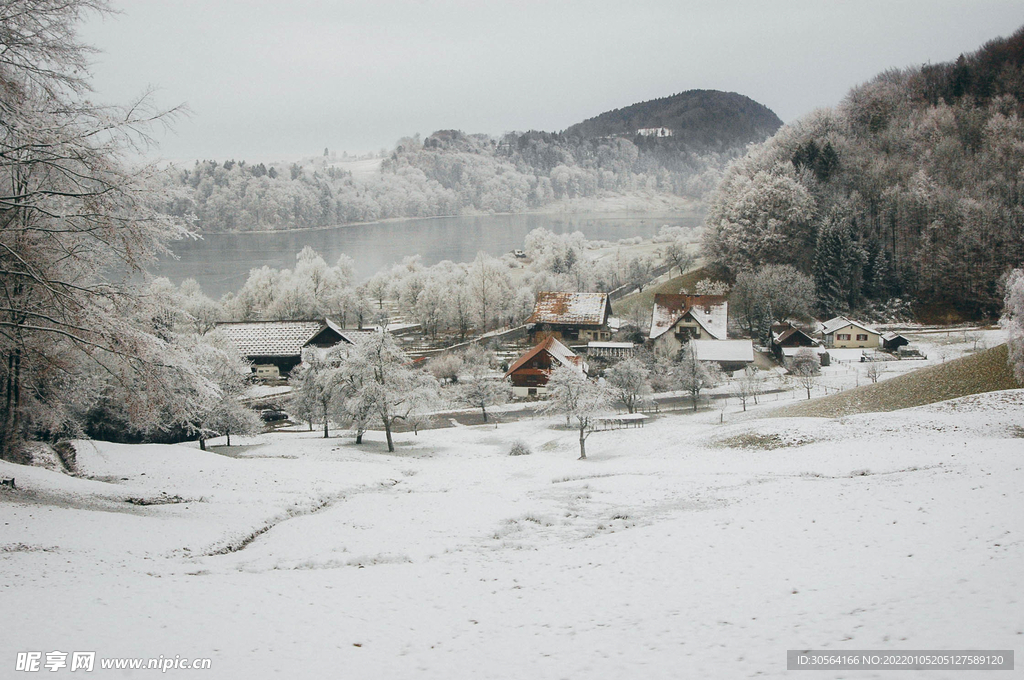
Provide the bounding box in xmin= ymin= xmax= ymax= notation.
xmin=3 ymin=383 xmax=1021 ymax=678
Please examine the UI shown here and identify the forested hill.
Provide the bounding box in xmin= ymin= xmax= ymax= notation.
xmin=564 ymin=90 xmax=784 ymax=151
xmin=162 ymin=89 xmax=783 ymax=233
xmin=702 ymin=25 xmax=1024 ymax=319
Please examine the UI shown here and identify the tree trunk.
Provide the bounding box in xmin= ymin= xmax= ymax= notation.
xmin=481 ymin=405 xmax=488 ymax=423
xmin=323 ymin=419 xmax=329 ymax=438
xmin=226 ymin=431 xmax=231 ymax=446
xmin=199 ymin=437 xmax=206 ymax=451
xmin=356 ymin=432 xmax=363 ymax=444
xmin=385 ymin=420 xmax=395 ymax=452
xmin=578 ymin=427 xmax=587 ymax=460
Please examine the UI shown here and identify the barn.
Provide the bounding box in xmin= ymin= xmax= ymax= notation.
xmin=214 ymin=318 xmax=364 ymax=379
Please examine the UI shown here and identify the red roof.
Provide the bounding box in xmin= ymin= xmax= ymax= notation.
xmin=504 ymin=336 xmax=586 ymax=378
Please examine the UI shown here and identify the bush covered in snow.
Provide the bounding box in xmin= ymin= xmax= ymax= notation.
xmin=508 ymin=440 xmax=532 ymax=456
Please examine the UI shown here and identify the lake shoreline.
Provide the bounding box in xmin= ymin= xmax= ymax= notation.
xmin=190 ymin=193 xmax=704 ymax=236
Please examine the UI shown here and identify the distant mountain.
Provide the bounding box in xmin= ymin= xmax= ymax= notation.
xmin=563 ymin=90 xmax=784 ymax=152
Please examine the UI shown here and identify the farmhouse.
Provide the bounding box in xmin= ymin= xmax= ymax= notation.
xmin=504 ymin=336 xmax=588 ymax=398
xmin=527 ymin=291 xmax=612 ymax=343
xmin=649 ymin=294 xmax=728 ymax=355
xmin=821 ymin=316 xmax=881 ymax=349
xmin=214 ymin=318 xmax=366 ymax=379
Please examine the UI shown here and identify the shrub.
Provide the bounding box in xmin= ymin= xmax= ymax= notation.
xmin=508 ymin=439 xmax=532 ymax=456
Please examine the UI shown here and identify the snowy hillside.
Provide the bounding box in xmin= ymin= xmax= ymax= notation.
xmin=2 ymin=388 xmax=1021 ymax=678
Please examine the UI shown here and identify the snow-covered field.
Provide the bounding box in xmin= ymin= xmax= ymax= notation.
xmin=2 ymin=383 xmax=1021 ymax=678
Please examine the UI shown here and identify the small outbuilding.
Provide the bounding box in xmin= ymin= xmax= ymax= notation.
xmin=770 ymin=322 xmax=820 ymax=362
xmin=504 ymin=336 xmax=588 ymax=398
xmin=690 ymin=339 xmax=755 ymax=373
xmin=881 ymin=331 xmax=910 ymax=352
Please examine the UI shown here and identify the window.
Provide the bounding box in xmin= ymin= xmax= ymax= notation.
xmin=528 ymin=388 xmax=537 ymax=396
xmin=856 ymin=334 xmax=868 ymax=341
xmin=837 ymin=333 xmax=851 ymax=341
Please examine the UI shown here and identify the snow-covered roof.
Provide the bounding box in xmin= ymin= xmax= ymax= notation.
xmin=691 ymin=339 xmax=754 ymax=363
xmin=780 ymin=346 xmax=829 ymax=357
xmin=528 ymin=292 xmax=610 ymax=327
xmin=821 ymin=316 xmax=880 ymax=336
xmin=336 ymin=329 xmax=378 ymax=345
xmin=587 ymin=342 xmax=634 ymax=349
xmin=881 ymin=331 xmax=909 ymax=342
xmin=826 ymin=348 xmax=867 ymax=362
xmin=215 ymin=320 xmax=328 ymax=358
xmin=504 ymin=336 xmax=586 ymax=378
xmin=650 ymin=294 xmax=728 ymax=340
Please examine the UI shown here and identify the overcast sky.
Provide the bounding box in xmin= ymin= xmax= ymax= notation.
xmin=80 ymin=1 xmax=1023 ymax=164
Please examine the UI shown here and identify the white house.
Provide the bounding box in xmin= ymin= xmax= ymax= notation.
xmin=820 ymin=317 xmax=881 ymax=349
xmin=649 ymin=294 xmax=728 ymax=356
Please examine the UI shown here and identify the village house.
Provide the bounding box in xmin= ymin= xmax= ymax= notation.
xmin=637 ymin=127 xmax=674 ymax=137
xmin=820 ymin=316 xmax=882 ymax=349
xmin=648 ymin=293 xmax=728 ymax=355
xmin=214 ymin=318 xmax=369 ymax=379
xmin=504 ymin=336 xmax=588 ymax=398
xmin=526 ymin=291 xmax=613 ymax=344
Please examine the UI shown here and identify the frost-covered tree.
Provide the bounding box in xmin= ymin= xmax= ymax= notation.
xmin=731 ymin=265 xmax=816 ymax=338
xmin=457 ymin=345 xmax=508 ymax=423
xmin=467 ymin=252 xmax=513 ymax=331
xmin=864 ymin=361 xmax=885 ymax=384
xmin=702 ymin=168 xmax=816 ymax=275
xmin=734 ymin=366 xmax=768 ymax=411
xmin=1002 ymin=268 xmax=1024 ymax=383
xmin=364 ymin=272 xmax=391 ymax=310
xmin=543 ymin=365 xmax=610 ymax=460
xmin=426 ymin=352 xmax=463 ymax=385
xmin=788 ymin=347 xmax=820 ymax=399
xmin=186 ymin=334 xmax=262 ymax=449
xmin=0 ymin=0 xmax=193 ymax=456
xmin=663 ymin=237 xmax=694 ymax=276
xmin=604 ymin=357 xmax=651 ymax=414
xmin=693 ymin=278 xmax=730 ymax=296
xmin=676 ymin=343 xmax=718 ymax=412
xmin=179 ymin=279 xmax=223 ymax=334
xmin=337 ymin=331 xmax=439 ymax=452
xmin=625 ymin=255 xmax=655 ymax=292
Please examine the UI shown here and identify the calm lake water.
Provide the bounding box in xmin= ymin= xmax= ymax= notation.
xmin=149 ymin=212 xmax=704 ymax=298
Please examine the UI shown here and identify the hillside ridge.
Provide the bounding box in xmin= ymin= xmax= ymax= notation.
xmin=771 ymin=344 xmax=1022 ymax=418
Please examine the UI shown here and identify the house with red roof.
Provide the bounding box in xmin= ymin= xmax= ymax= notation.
xmin=504 ymin=336 xmax=588 ymax=398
